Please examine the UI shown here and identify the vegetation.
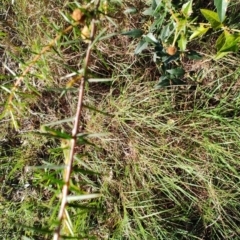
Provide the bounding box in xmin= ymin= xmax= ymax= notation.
xmin=1 ymin=0 xmax=240 ymax=239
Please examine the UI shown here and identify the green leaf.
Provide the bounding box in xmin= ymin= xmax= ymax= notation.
xmin=181 ymin=0 xmax=193 ymax=18
xmin=189 ymin=24 xmax=210 ymax=40
xmin=83 ymin=104 xmax=114 ymax=117
xmin=214 ymin=0 xmax=229 ymax=23
xmin=121 ymin=29 xmax=143 ymax=38
xmin=177 ymin=19 xmax=188 ymax=33
xmin=216 ymin=31 xmax=240 ymax=52
xmin=166 ymin=68 xmax=185 ymax=77
xmin=159 ymin=23 xmax=174 ymax=41
xmin=214 ymin=31 xmax=240 ymax=59
xmin=135 ymin=39 xmax=148 ymax=54
xmin=145 ymin=32 xmax=158 ymax=43
xmin=200 ymin=9 xmax=222 ymax=29
xmin=178 ymin=34 xmax=187 ymax=51
xmin=155 ymin=75 xmax=185 ymax=88
xmin=215 ymin=31 xmax=226 ymax=51
xmin=77 ymin=136 xmax=95 ymax=146
xmin=186 ymin=50 xmax=202 ymax=60
xmin=162 ymin=54 xmax=179 ymax=64
xmin=68 ymin=203 xmax=98 ymax=210
xmin=218 ymin=33 xmax=239 ymax=52
xmin=155 ymin=75 xmax=170 ymax=88
xmin=40 ymin=126 xmax=72 ymax=139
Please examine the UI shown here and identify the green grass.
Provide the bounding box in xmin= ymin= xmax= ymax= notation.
xmin=83 ymin=70 xmax=240 ymax=239
xmin=1 ymin=0 xmax=240 ymax=239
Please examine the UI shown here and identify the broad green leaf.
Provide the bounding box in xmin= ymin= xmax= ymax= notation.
xmin=190 ymin=24 xmax=210 ymax=40
xmin=181 ymin=0 xmax=193 ymax=17
xmin=218 ymin=33 xmax=239 ymax=52
xmin=186 ymin=50 xmax=202 ymax=60
xmin=171 ymin=78 xmax=185 ymax=85
xmin=166 ymin=68 xmax=185 ymax=77
xmin=135 ymin=39 xmax=148 ymax=54
xmin=178 ymin=34 xmax=187 ymax=51
xmin=155 ymin=75 xmax=170 ymax=88
xmin=121 ymin=29 xmax=143 ymax=38
xmin=214 ymin=0 xmax=229 ymax=23
xmin=162 ymin=54 xmax=179 ymax=64
xmin=200 ymin=9 xmax=222 ymax=29
xmin=177 ymin=19 xmax=188 ymax=33
xmin=215 ymin=31 xmax=226 ymax=51
xmin=159 ymin=24 xmax=173 ymax=41
xmin=215 ymin=31 xmax=240 ymax=59
xmin=145 ymin=32 xmax=158 ymax=43
xmin=155 ymin=75 xmax=185 ymax=88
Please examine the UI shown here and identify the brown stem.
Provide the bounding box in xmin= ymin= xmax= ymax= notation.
xmin=53 ymin=13 xmax=98 ymax=240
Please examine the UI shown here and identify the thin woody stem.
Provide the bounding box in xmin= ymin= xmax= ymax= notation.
xmin=53 ymin=11 xmax=98 ymax=240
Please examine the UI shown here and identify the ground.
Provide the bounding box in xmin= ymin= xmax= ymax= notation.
xmin=1 ymin=0 xmax=240 ymax=239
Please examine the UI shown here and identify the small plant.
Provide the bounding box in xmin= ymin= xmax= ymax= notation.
xmin=193 ymin=1 xmax=240 ymax=60
xmin=125 ymin=0 xmax=240 ymax=87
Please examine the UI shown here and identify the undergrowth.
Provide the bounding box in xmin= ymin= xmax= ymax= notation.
xmin=1 ymin=0 xmax=240 ymax=239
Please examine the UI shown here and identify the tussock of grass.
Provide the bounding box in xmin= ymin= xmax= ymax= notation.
xmin=83 ymin=70 xmax=240 ymax=239
xmin=1 ymin=0 xmax=240 ymax=239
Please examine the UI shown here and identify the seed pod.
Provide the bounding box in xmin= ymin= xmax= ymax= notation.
xmin=66 ymin=75 xmax=82 ymax=88
xmin=166 ymin=46 xmax=177 ymax=55
xmin=81 ymin=25 xmax=91 ymax=43
xmin=71 ymin=8 xmax=85 ymax=23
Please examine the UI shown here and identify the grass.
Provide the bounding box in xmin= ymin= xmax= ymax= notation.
xmin=1 ymin=0 xmax=240 ymax=239
xmin=84 ymin=72 xmax=240 ymax=239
